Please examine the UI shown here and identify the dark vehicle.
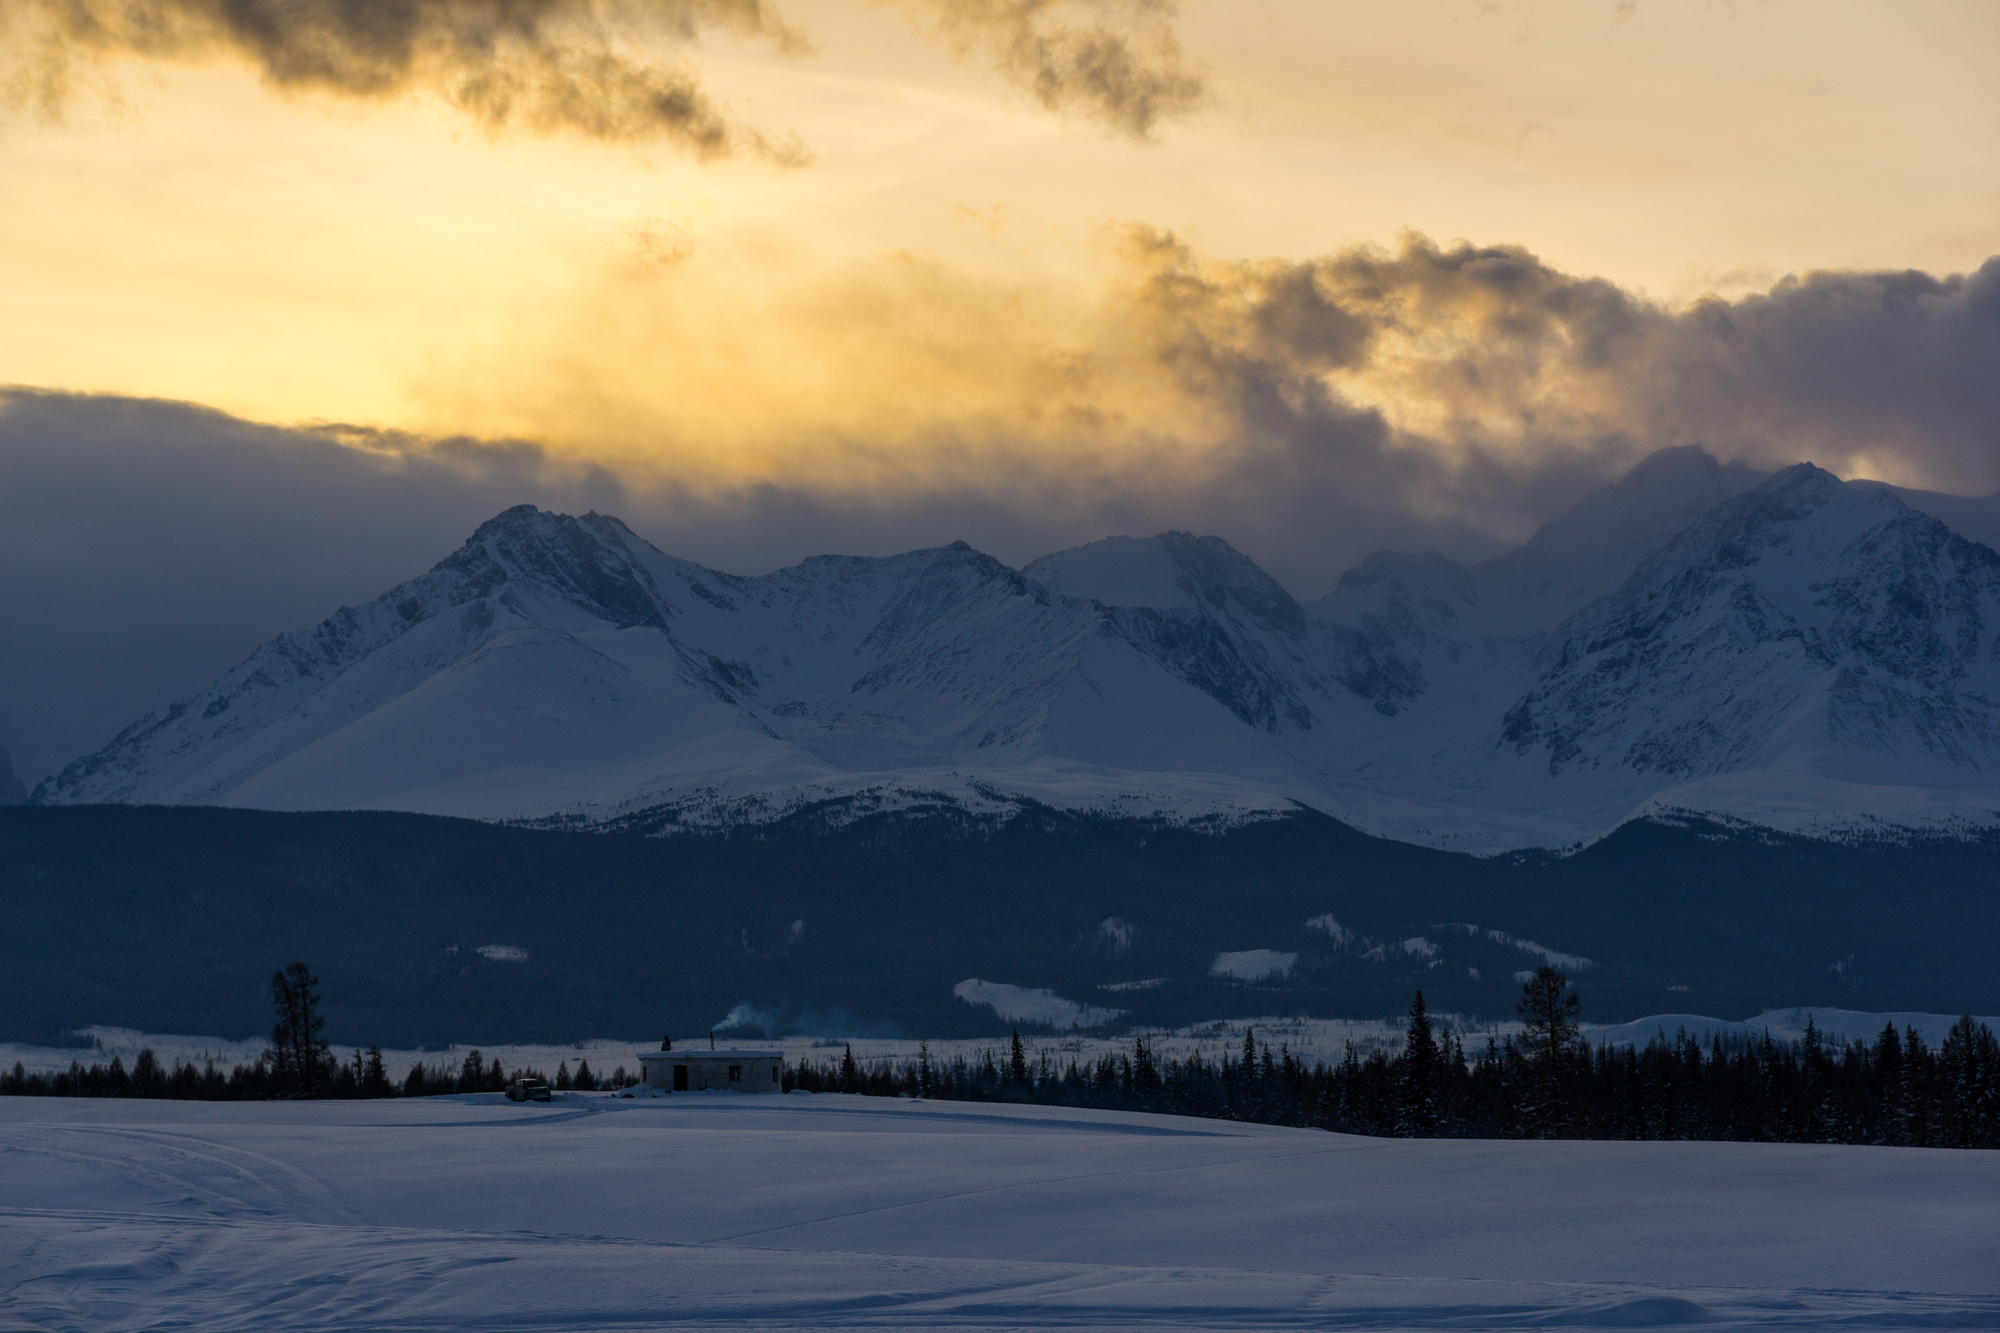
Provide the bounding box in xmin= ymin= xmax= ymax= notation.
xmin=506 ymin=1076 xmax=552 ymax=1103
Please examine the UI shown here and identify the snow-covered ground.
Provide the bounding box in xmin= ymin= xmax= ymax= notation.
xmin=3 ymin=1093 xmax=1995 ymax=1331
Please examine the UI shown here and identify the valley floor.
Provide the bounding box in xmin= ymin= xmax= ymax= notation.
xmin=2 ymin=1094 xmax=1995 ymax=1331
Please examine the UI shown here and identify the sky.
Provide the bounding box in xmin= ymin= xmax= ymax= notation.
xmin=2 ymin=0 xmax=1998 ymax=781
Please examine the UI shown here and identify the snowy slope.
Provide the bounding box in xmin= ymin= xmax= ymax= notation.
xmin=36 ymin=453 xmax=2000 ymax=850
xmin=1506 ymin=466 xmax=2000 ymax=786
xmin=36 ymin=508 xmax=1336 ymax=827
xmin=4 ymin=1096 xmax=1997 ymax=1331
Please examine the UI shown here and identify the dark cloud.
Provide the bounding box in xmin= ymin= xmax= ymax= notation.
xmin=0 ymin=390 xmax=627 ymax=782
xmin=2 ymin=0 xmax=1210 ymax=152
xmin=1100 ymin=230 xmax=2000 ymax=515
xmin=1658 ymin=263 xmax=2000 ymax=492
xmin=3 ymin=0 xmax=808 ymax=158
xmin=899 ymin=0 xmax=1205 ymax=137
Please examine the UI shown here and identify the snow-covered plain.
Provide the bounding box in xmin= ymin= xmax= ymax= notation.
xmin=3 ymin=1093 xmax=1995 ymax=1331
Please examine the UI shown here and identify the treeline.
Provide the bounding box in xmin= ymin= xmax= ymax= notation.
xmin=0 ymin=962 xmax=640 ymax=1101
xmin=8 ymin=961 xmax=1997 ymax=1148
xmin=1 ymin=1046 xmax=640 ymax=1100
xmin=791 ymin=971 xmax=2000 ymax=1148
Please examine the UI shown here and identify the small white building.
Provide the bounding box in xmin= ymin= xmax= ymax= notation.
xmin=638 ymin=1049 xmax=784 ymax=1093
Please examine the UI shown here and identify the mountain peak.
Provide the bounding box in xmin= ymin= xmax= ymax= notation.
xmin=1755 ymin=460 xmax=1859 ymax=506
xmin=439 ymin=506 xmax=673 ymax=631
xmin=1482 ymin=445 xmax=1769 ymax=607
xmin=1023 ymin=531 xmax=1298 ymax=619
xmin=1333 ymin=550 xmax=1475 ymax=600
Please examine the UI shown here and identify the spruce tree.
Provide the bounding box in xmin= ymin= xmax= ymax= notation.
xmin=1399 ymin=989 xmax=1439 ymax=1137
xmin=363 ymin=1046 xmax=390 ymax=1098
xmin=1008 ymin=1030 xmax=1028 ymax=1087
xmin=1940 ymin=1015 xmax=1991 ymax=1148
xmin=1134 ymin=1036 xmax=1159 ymax=1092
xmin=1799 ymin=1015 xmax=1833 ymax=1142
xmin=840 ymin=1043 xmax=859 ymax=1093
xmin=1899 ymin=1027 xmax=1930 ymax=1146
xmin=1873 ymin=1024 xmax=1904 ymax=1145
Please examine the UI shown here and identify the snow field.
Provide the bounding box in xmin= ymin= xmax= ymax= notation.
xmin=3 ymin=1094 xmax=1996 ymax=1331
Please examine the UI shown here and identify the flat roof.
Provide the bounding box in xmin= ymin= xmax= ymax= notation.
xmin=638 ymin=1050 xmax=781 ymax=1060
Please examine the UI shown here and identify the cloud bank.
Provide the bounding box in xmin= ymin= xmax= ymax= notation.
xmin=467 ymin=229 xmax=2000 ymax=588
xmin=4 ymin=238 xmax=1996 ymax=782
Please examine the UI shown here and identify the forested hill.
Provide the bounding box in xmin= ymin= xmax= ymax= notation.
xmin=2 ymin=803 xmax=1997 ymax=1047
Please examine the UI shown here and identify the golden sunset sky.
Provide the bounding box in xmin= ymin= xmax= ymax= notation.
xmin=3 ymin=0 xmax=1999 ymax=781
xmin=5 ymin=0 xmax=1996 ymax=500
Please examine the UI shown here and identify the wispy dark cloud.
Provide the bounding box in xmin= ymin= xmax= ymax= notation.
xmin=896 ymin=0 xmax=1205 ymax=138
xmin=4 ymin=0 xmax=806 ymax=157
xmin=1 ymin=0 xmax=1210 ymax=153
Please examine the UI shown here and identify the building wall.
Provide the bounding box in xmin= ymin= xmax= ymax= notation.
xmin=639 ymin=1053 xmax=783 ymax=1093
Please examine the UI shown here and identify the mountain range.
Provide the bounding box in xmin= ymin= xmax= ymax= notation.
xmin=33 ymin=447 xmax=2000 ymax=853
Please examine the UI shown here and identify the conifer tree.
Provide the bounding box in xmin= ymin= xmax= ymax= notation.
xmin=1134 ymin=1036 xmax=1159 ymax=1092
xmin=1008 ymin=1030 xmax=1028 ymax=1087
xmin=1399 ymin=989 xmax=1440 ymax=1136
xmin=840 ymin=1043 xmax=860 ymax=1093
xmin=1799 ymin=1015 xmax=1829 ymax=1141
xmin=574 ymin=1059 xmax=596 ymax=1092
xmin=1873 ymin=1024 xmax=1904 ymax=1145
xmin=1940 ymin=1015 xmax=1994 ymax=1148
xmin=363 ymin=1046 xmax=390 ymax=1097
xmin=1899 ymin=1027 xmax=1930 ymax=1145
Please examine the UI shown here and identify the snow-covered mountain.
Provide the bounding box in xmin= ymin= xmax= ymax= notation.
xmin=36 ymin=451 xmax=2000 ymax=851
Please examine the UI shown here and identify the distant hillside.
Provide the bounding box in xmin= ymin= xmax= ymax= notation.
xmin=3 ymin=805 xmax=1996 ymax=1046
